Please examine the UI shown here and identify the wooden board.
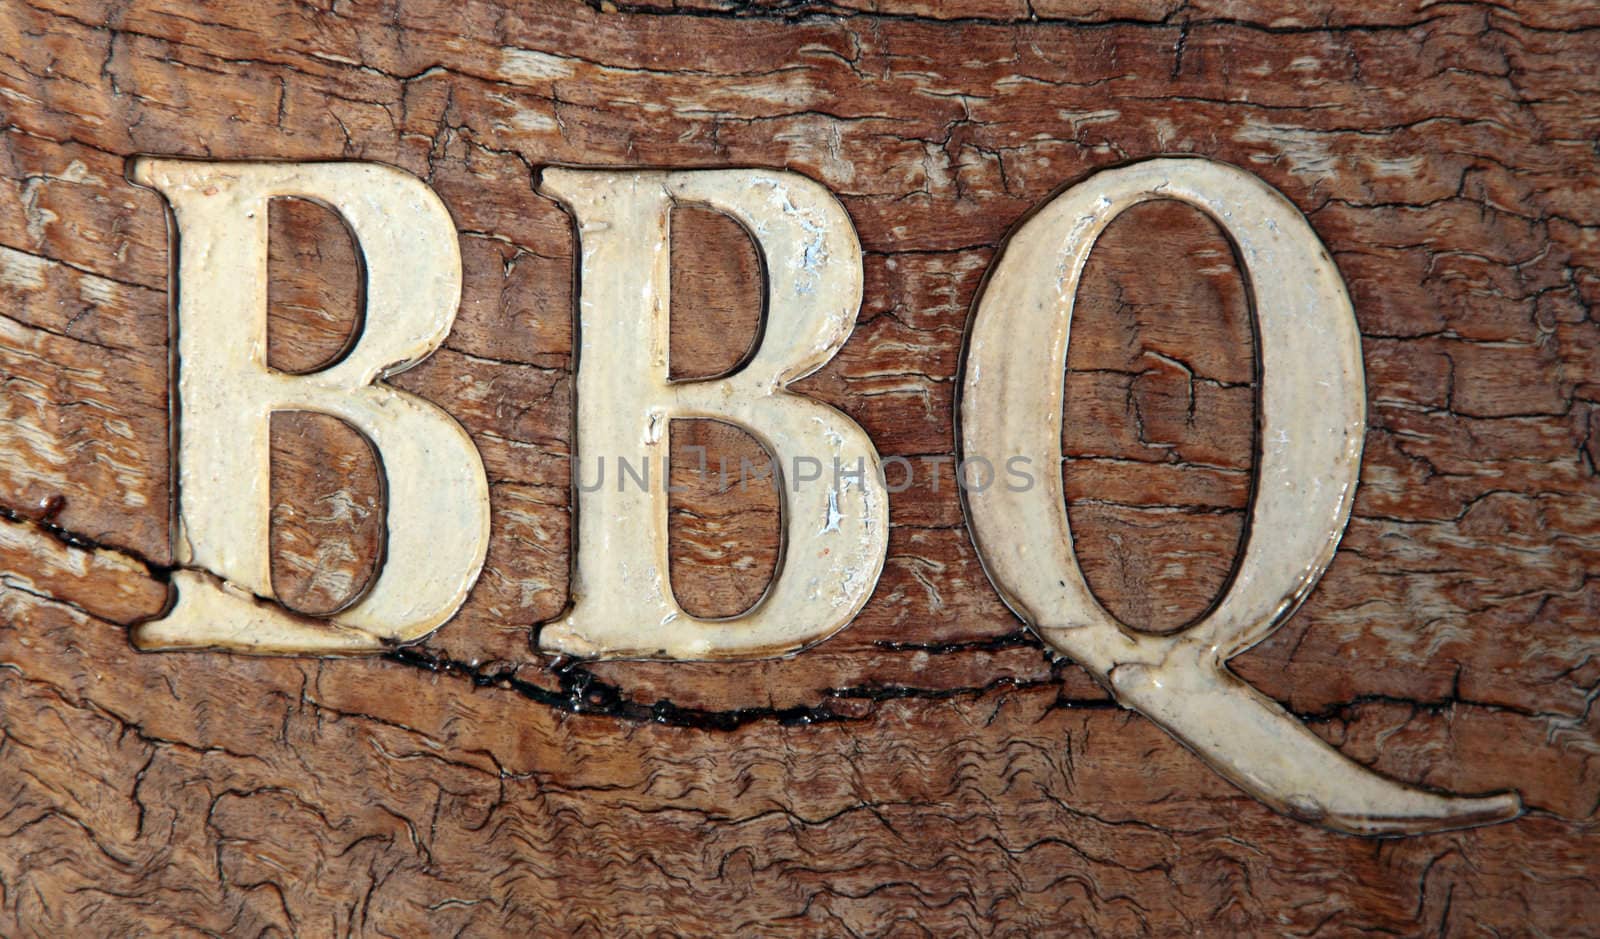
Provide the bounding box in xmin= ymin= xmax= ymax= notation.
xmin=1 ymin=0 xmax=1597 ymax=933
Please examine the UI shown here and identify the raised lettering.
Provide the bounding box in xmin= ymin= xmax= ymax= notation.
xmin=129 ymin=159 xmax=491 ymax=654
xmin=538 ymin=169 xmax=888 ymax=659
xmin=958 ymin=157 xmax=1521 ymax=835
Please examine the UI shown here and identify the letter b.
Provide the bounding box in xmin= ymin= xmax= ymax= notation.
xmin=129 ymin=160 xmax=490 ymax=654
xmin=539 ymin=169 xmax=889 ymax=659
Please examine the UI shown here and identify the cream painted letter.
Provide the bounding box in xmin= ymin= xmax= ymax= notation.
xmin=539 ymin=169 xmax=888 ymax=659
xmin=129 ymin=159 xmax=490 ymax=654
xmin=959 ymin=158 xmax=1521 ymax=835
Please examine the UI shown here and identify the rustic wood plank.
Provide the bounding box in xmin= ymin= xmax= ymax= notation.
xmin=1 ymin=0 xmax=1596 ymax=933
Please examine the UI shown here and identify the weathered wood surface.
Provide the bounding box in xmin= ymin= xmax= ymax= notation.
xmin=1 ymin=0 xmax=1598 ymax=934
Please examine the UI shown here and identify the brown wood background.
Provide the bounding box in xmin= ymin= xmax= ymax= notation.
xmin=2 ymin=0 xmax=1598 ymax=934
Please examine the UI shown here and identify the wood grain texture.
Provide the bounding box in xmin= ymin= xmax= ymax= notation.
xmin=0 ymin=0 xmax=1597 ymax=934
